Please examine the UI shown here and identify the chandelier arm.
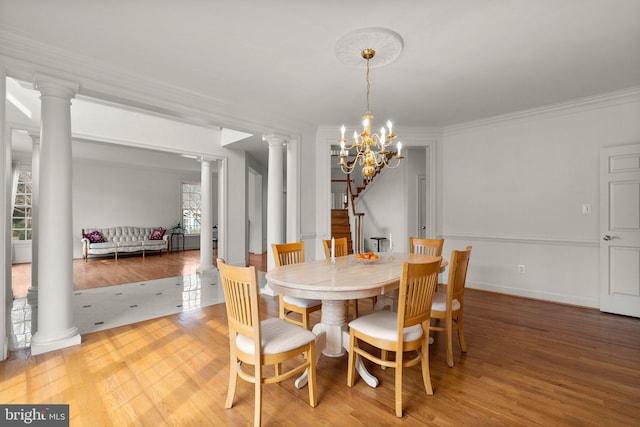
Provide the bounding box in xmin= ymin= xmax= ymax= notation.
xmin=382 ymin=154 xmax=403 ymax=169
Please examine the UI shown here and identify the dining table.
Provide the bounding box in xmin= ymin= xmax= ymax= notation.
xmin=266 ymin=252 xmax=446 ymax=389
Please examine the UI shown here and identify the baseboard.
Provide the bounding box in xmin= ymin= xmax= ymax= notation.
xmin=467 ymin=280 xmax=599 ymax=309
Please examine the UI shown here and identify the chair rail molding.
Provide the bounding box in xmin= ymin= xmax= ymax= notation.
xmin=443 ymin=233 xmax=600 ymax=248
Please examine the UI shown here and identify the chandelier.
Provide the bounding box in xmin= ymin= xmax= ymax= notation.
xmin=338 ymin=48 xmax=403 ymax=179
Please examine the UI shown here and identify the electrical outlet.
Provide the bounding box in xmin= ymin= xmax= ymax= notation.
xmin=518 ymin=265 xmax=525 ymax=274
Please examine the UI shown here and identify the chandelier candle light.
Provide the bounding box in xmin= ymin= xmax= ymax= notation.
xmin=339 ymin=48 xmax=403 ymax=179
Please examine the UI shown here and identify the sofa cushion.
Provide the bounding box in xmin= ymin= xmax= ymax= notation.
xmin=143 ymin=239 xmax=168 ymax=249
xmin=88 ymin=242 xmax=117 ymax=250
xmin=84 ymin=230 xmax=105 ymax=243
xmin=150 ymin=228 xmax=165 ymax=240
xmin=118 ymin=241 xmax=143 ymax=248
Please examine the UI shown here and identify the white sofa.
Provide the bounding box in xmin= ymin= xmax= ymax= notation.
xmin=81 ymin=226 xmax=169 ymax=262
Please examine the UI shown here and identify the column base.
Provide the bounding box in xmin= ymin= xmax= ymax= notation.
xmin=31 ymin=328 xmax=81 ymax=356
xmin=196 ymin=264 xmax=216 ymax=274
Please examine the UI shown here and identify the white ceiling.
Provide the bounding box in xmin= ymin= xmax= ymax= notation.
xmin=2 ymin=0 xmax=640 ymax=159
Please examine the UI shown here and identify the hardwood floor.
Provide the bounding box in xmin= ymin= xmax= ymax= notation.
xmin=11 ymin=250 xmax=268 ymax=298
xmin=3 ymin=277 xmax=639 ymax=425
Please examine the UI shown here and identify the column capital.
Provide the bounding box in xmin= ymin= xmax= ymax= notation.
xmin=29 ymin=133 xmax=41 ymax=143
xmin=263 ymin=134 xmax=288 ymax=147
xmin=34 ymin=74 xmax=79 ymax=100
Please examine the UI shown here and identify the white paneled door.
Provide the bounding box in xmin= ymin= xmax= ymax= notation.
xmin=600 ymin=144 xmax=640 ymax=318
xmin=418 ymin=175 xmax=427 ymax=238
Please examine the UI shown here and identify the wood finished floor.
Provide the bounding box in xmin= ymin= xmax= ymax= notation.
xmin=11 ymin=250 xmax=268 ymax=298
xmin=4 ymin=253 xmax=640 ymax=426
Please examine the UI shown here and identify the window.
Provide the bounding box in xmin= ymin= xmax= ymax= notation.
xmin=13 ymin=170 xmax=32 ymax=241
xmin=182 ymin=182 xmax=201 ymax=234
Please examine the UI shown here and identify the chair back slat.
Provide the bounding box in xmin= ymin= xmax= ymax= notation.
xmin=409 ymin=238 xmax=444 ymax=256
xmin=217 ymin=259 xmax=260 ymax=342
xmin=322 ymin=237 xmax=349 ymax=258
xmin=272 ymin=242 xmax=305 ymax=267
xmin=397 ymin=259 xmax=441 ymax=330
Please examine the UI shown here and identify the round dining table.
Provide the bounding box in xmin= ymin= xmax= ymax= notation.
xmin=266 ymin=252 xmax=446 ymax=388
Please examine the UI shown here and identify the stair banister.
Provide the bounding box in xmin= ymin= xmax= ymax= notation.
xmin=345 ymin=173 xmax=364 ymax=253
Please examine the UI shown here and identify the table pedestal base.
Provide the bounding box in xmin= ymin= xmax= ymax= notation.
xmin=319 ymin=300 xmax=347 ymax=357
xmin=294 ymin=299 xmax=379 ymax=389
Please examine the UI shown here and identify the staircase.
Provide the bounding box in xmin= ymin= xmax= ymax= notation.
xmin=330 ymin=151 xmax=394 ymax=254
xmin=330 ymin=209 xmax=354 ymax=254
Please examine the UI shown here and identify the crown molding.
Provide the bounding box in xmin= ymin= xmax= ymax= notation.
xmin=444 ymin=87 xmax=640 ymax=136
xmin=0 ymin=29 xmax=315 ymax=137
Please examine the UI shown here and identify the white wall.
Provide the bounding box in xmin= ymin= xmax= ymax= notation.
xmin=72 ymin=158 xmax=199 ymax=259
xmin=441 ymin=90 xmax=640 ymax=307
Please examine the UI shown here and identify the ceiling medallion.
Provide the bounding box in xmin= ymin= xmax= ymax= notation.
xmin=335 ymin=27 xmax=404 ymax=68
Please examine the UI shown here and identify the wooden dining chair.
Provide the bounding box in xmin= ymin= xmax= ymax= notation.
xmin=380 ymin=238 xmax=444 ymax=312
xmin=272 ymin=242 xmax=322 ymax=329
xmin=217 ymin=259 xmax=318 ymax=427
xmin=409 ymin=237 xmax=444 ymax=256
xmin=322 ymin=237 xmax=362 ymax=318
xmin=321 ymin=236 xmax=350 ymax=258
xmin=347 ymin=258 xmax=441 ymax=417
xmin=430 ymin=246 xmax=472 ymax=368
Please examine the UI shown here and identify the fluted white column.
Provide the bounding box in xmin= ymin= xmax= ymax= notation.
xmin=1 ymin=64 xmax=8 ymax=360
xmin=28 ymin=134 xmax=40 ymax=334
xmin=265 ymin=135 xmax=286 ymax=271
xmin=198 ymin=158 xmax=214 ymax=273
xmin=30 ymin=75 xmax=81 ymax=355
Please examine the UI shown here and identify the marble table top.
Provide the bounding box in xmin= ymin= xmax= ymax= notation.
xmin=266 ymin=253 xmax=446 ymax=300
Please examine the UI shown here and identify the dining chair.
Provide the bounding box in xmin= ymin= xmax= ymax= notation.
xmin=322 ymin=237 xmax=363 ymax=318
xmin=347 ymin=258 xmax=441 ymax=417
xmin=217 ymin=259 xmax=318 ymax=427
xmin=321 ymin=236 xmax=350 ymax=258
xmin=430 ymin=246 xmax=472 ymax=368
xmin=409 ymin=237 xmax=444 ymax=256
xmin=380 ymin=237 xmax=445 ymax=312
xmin=272 ymin=242 xmax=322 ymax=329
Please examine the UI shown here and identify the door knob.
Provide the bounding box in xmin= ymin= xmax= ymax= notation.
xmin=421 ymin=226 xmax=426 ymax=230
xmin=603 ymin=235 xmax=619 ymax=241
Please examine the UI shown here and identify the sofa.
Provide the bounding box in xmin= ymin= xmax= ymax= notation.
xmin=81 ymin=226 xmax=169 ymax=262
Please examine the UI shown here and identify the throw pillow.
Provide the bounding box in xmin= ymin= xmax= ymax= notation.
xmin=150 ymin=228 xmax=165 ymax=240
xmin=83 ymin=230 xmax=105 ymax=243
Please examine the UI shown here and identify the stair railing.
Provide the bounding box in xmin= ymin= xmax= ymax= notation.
xmin=345 ymin=173 xmax=364 ymax=253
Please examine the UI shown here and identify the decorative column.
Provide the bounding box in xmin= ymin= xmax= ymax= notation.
xmin=30 ymin=75 xmax=81 ymax=355
xmin=198 ymin=158 xmax=214 ymax=273
xmin=28 ymin=134 xmax=40 ymax=334
xmin=217 ymin=158 xmax=227 ymax=263
xmin=265 ymin=135 xmax=286 ymax=271
xmin=286 ymin=137 xmax=299 ymax=243
xmin=1 ymin=64 xmax=8 ymax=360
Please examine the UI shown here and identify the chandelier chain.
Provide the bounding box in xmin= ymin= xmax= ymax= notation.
xmin=366 ymin=56 xmax=371 ymax=114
